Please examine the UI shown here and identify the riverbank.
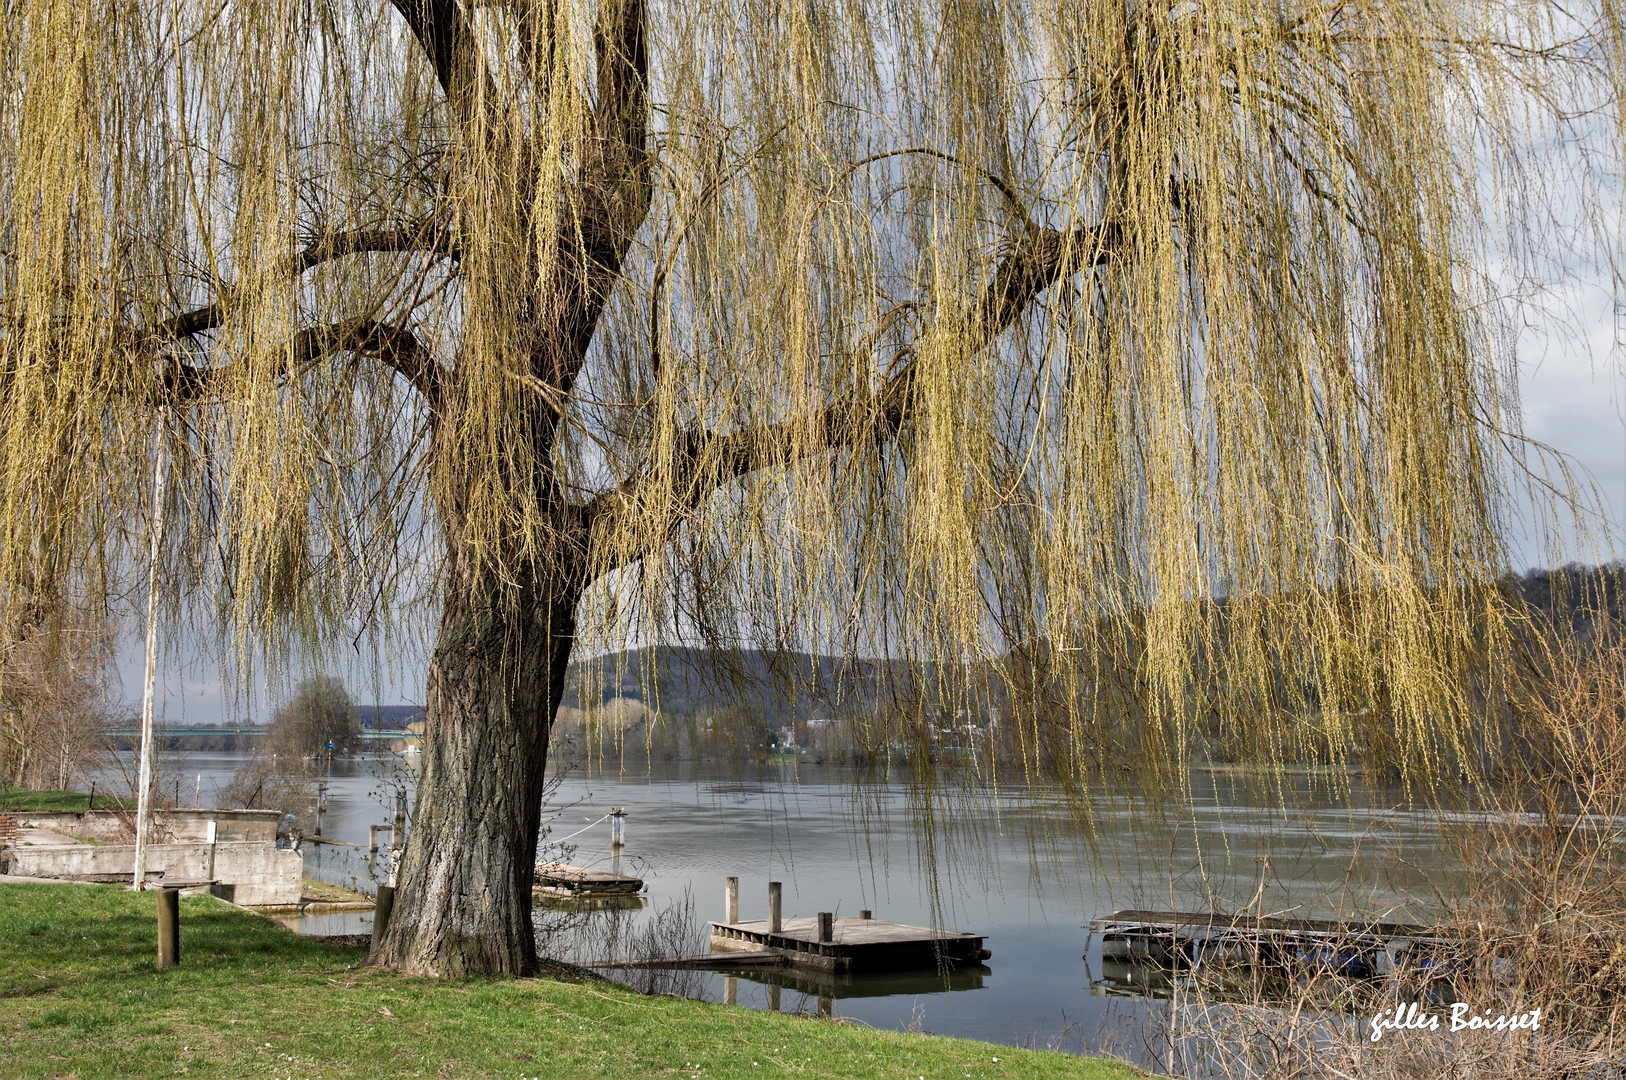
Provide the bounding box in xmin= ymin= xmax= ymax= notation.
xmin=0 ymin=883 xmax=1139 ymax=1079
xmin=0 ymin=785 xmax=136 ymax=812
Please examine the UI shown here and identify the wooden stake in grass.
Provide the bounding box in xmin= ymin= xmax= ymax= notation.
xmin=371 ymin=885 xmax=396 ymax=957
xmin=156 ymin=887 xmax=179 ymax=969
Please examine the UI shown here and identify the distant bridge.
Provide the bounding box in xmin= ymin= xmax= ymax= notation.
xmin=103 ymin=727 xmax=414 ymax=741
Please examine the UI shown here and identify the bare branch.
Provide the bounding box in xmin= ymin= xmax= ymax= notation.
xmin=151 ymin=220 xmax=456 ymax=344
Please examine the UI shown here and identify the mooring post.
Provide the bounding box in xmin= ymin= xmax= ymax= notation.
xmin=766 ymin=984 xmax=781 ymax=1012
xmin=372 ymin=884 xmax=396 ymax=950
xmin=315 ymin=782 xmax=328 ymax=837
xmin=817 ymin=995 xmax=833 ymax=1019
xmin=393 ymin=789 xmax=407 ymax=842
xmin=156 ymin=887 xmax=180 ymax=969
xmin=725 ymin=876 xmax=739 ymax=923
xmin=818 ymin=912 xmax=833 ymax=943
xmin=194 ymin=773 xmax=201 ymax=808
xmin=368 ymin=824 xmax=380 ymax=853
xmin=610 ymin=807 xmax=626 ymax=850
xmin=859 ymin=909 xmax=872 ymax=920
xmin=724 ymin=976 xmax=737 ymax=1006
xmin=768 ymin=881 xmax=782 ymax=934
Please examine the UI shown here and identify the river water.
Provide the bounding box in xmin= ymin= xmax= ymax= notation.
xmin=100 ymin=751 xmax=1464 ymax=1064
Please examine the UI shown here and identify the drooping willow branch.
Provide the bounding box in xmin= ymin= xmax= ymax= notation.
xmin=584 ymin=216 xmax=1126 ymax=564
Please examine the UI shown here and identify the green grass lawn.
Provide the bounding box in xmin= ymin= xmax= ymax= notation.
xmin=0 ymin=883 xmax=1141 ymax=1080
xmin=0 ymin=786 xmax=136 ymax=812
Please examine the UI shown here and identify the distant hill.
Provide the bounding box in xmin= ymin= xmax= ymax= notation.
xmin=365 ymin=566 xmax=1626 ymax=729
xmin=558 ymin=644 xmax=957 ymax=723
xmin=361 ymin=704 xmax=426 ymax=729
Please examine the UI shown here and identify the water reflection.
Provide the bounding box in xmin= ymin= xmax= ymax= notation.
xmin=270 ymin=909 xmax=376 ymax=936
xmin=1092 ymin=957 xmax=1188 ymax=999
xmin=536 ymin=893 xmax=648 ymax=913
xmin=728 ymin=963 xmax=992 ymax=1001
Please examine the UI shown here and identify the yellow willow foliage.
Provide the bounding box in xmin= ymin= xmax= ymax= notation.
xmin=0 ymin=0 xmax=1618 ymax=791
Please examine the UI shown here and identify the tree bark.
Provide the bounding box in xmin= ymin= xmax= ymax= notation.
xmin=370 ymin=538 xmax=578 ymax=976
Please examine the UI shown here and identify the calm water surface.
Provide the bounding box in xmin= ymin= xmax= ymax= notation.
xmin=103 ymin=751 xmax=1465 ymax=1065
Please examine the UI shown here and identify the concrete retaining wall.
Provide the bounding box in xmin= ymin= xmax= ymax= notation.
xmin=17 ymin=809 xmax=281 ymax=844
xmin=2 ymin=841 xmax=301 ymax=905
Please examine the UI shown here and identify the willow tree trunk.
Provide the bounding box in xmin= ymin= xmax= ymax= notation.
xmin=370 ymin=537 xmax=578 ymax=976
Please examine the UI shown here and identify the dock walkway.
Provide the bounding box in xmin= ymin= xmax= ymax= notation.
xmin=711 ymin=916 xmax=988 ymax=973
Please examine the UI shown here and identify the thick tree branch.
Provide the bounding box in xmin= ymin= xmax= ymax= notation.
xmin=582 ymin=218 xmax=1124 ymax=549
xmin=152 ymin=220 xmax=456 ymax=344
xmin=530 ymin=0 xmax=651 ymax=405
xmin=388 ymin=0 xmax=494 ymax=124
xmin=163 ymin=319 xmax=439 ymax=406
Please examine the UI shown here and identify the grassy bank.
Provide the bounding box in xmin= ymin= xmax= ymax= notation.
xmin=0 ymin=883 xmax=1138 ymax=1080
xmin=0 ymin=786 xmax=135 ymax=812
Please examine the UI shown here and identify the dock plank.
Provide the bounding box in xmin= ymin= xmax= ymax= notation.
xmin=716 ymin=917 xmax=979 ymax=946
xmin=534 ymin=862 xmax=644 ymax=896
xmin=709 ymin=916 xmax=987 ymax=974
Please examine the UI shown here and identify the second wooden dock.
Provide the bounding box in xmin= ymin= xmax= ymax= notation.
xmin=1090 ymin=909 xmax=1462 ymax=979
xmin=534 ymin=862 xmax=645 ymax=897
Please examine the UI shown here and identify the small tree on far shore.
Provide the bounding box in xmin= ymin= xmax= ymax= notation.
xmin=268 ymin=676 xmax=361 ymax=759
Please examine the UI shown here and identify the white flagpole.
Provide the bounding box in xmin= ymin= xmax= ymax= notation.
xmin=131 ymin=412 xmax=170 ymax=891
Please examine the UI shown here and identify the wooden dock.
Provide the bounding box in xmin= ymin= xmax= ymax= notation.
xmin=711 ymin=916 xmax=989 ymax=973
xmin=1089 ymin=909 xmax=1463 ymax=979
xmin=534 ymin=862 xmax=644 ymax=897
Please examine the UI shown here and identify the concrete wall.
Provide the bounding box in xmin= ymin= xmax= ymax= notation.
xmin=17 ymin=809 xmax=281 ymax=844
xmin=2 ymin=841 xmax=301 ymax=906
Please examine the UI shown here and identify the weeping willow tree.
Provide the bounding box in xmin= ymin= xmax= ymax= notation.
xmin=0 ymin=0 xmax=1618 ymax=974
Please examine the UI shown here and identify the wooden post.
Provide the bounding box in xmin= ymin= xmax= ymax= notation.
xmin=818 ymin=912 xmax=833 ymax=943
xmin=610 ymin=807 xmax=626 ymax=849
xmin=723 ymin=976 xmax=737 ymax=1006
xmin=368 ymin=824 xmax=381 ymax=853
xmin=859 ymin=909 xmax=872 ymax=920
xmin=768 ymin=881 xmax=782 ymax=934
xmin=766 ymin=984 xmax=781 ymax=1012
xmin=372 ymin=885 xmax=396 ymax=950
xmin=393 ymin=789 xmax=407 ymax=841
xmin=156 ymin=887 xmax=179 ymax=969
xmin=315 ymin=782 xmax=327 ymax=837
xmin=817 ymin=995 xmax=833 ymax=1018
xmin=725 ymin=876 xmax=739 ymax=923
